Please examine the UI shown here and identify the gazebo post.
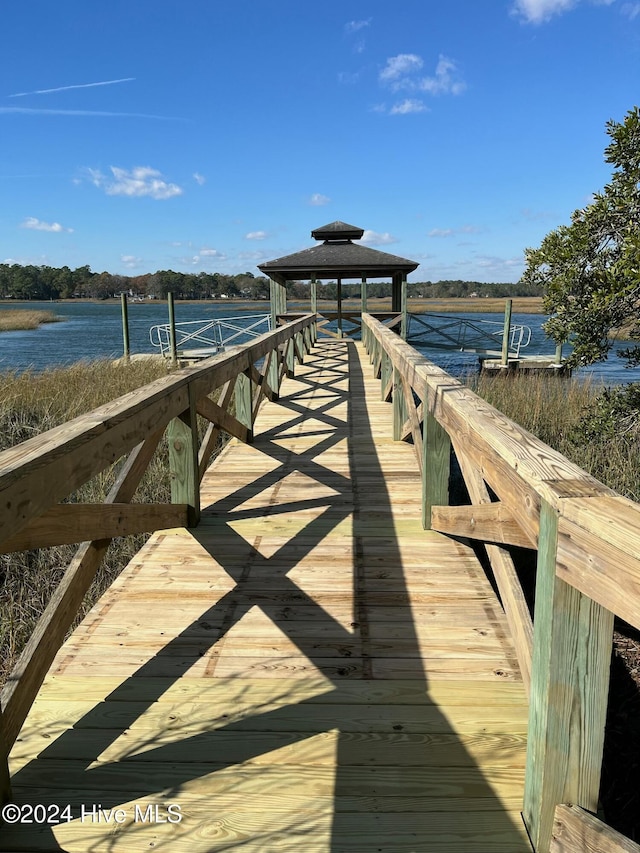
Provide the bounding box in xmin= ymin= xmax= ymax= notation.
xmin=361 ymin=277 xmax=367 ymax=314
xmin=311 ymin=277 xmax=318 ymax=314
xmin=269 ymin=276 xmax=287 ymax=327
xmin=401 ymin=272 xmax=408 ymax=340
xmin=337 ymin=277 xmax=343 ymax=338
xmin=391 ymin=273 xmax=398 ymax=313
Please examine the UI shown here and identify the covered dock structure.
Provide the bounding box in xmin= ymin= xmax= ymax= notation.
xmin=258 ymin=220 xmax=418 ymax=338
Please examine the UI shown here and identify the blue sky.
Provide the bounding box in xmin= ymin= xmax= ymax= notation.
xmin=1 ymin=0 xmax=639 ymax=283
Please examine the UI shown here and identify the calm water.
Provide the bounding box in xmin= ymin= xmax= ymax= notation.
xmin=0 ymin=300 xmax=636 ymax=386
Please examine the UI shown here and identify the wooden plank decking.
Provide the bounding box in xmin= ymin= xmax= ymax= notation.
xmin=3 ymin=338 xmax=531 ymax=852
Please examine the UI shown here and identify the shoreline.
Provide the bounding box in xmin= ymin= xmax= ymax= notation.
xmin=1 ymin=296 xmax=546 ymax=314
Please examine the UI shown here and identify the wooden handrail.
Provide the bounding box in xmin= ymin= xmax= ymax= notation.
xmin=362 ymin=313 xmax=639 ymax=853
xmin=0 ymin=313 xmax=316 ymax=786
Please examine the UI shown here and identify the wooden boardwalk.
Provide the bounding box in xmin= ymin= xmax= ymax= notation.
xmin=4 ymin=338 xmax=531 ymax=852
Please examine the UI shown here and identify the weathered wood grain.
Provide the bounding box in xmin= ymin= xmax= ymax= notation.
xmin=551 ymin=804 xmax=640 ymax=853
xmin=430 ymin=502 xmax=533 ymax=549
xmin=0 ymin=503 xmax=189 ymax=553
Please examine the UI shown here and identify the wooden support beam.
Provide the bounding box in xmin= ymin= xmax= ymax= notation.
xmin=234 ymin=370 xmax=254 ymax=442
xmin=451 ymin=434 xmax=533 ymax=695
xmin=293 ymin=331 xmax=305 ymax=364
xmin=167 ymin=387 xmax=200 ymax=527
xmin=285 ymin=337 xmax=295 ymax=378
xmin=197 ymin=380 xmax=234 ymax=481
xmin=0 ymin=712 xmax=10 ymax=805
xmin=551 ymin=804 xmax=640 ymax=853
xmin=400 ymin=372 xmax=423 ymax=467
xmin=392 ymin=366 xmax=406 ymax=441
xmin=381 ymin=350 xmax=392 ymax=401
xmin=430 ymin=502 xmax=533 ymax=549
xmin=523 ymin=500 xmax=614 ymax=853
xmin=0 ymin=503 xmax=189 ymax=553
xmin=421 ymin=406 xmax=450 ymax=530
xmin=267 ymin=347 xmax=281 ymax=400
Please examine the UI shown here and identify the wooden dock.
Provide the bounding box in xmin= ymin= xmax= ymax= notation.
xmin=3 ymin=338 xmax=531 ymax=852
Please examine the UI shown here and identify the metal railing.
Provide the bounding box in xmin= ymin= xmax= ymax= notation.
xmin=149 ymin=313 xmax=272 ymax=358
xmin=407 ymin=311 xmax=532 ymax=357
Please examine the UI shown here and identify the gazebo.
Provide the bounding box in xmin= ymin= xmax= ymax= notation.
xmin=258 ymin=221 xmax=419 ymax=338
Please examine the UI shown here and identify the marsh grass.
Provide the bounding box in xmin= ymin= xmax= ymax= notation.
xmin=0 ymin=358 xmax=228 ymax=684
xmin=0 ymin=309 xmax=62 ymax=331
xmin=466 ymin=372 xmax=640 ymax=501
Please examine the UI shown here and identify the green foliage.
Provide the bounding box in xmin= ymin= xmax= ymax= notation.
xmin=567 ymin=382 xmax=640 ymax=445
xmin=522 ymin=106 xmax=640 ymax=368
xmin=0 ymin=264 xmax=273 ymax=301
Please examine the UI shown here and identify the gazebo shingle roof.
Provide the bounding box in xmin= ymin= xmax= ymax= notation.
xmin=258 ymin=221 xmax=418 ymax=281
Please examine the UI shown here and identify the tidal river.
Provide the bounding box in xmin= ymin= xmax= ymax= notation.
xmin=0 ymin=300 xmax=636 ymax=386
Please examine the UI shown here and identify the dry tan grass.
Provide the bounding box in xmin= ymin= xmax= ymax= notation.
xmin=0 ymin=309 xmax=61 ymax=331
xmin=0 ymin=359 xmax=181 ymax=684
xmin=467 ymin=372 xmax=639 ymax=501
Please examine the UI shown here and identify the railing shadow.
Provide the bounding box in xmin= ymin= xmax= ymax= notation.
xmin=4 ymin=340 xmax=529 ymax=851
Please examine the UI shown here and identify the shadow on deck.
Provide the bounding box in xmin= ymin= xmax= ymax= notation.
xmin=4 ymin=339 xmax=531 ymax=852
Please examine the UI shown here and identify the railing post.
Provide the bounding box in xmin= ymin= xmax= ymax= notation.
xmin=235 ymin=370 xmax=254 ymax=441
xmin=168 ymin=291 xmax=178 ymax=366
xmin=361 ymin=277 xmax=368 ymax=314
xmin=267 ymin=346 xmax=281 ymax=399
xmin=285 ymin=338 xmax=295 ymax=378
xmin=523 ymin=499 xmax=614 ymax=853
xmin=381 ymin=350 xmax=392 ymax=401
xmin=311 ymin=277 xmax=318 ymax=314
xmin=392 ymin=367 xmax=406 ymax=440
xmin=121 ymin=292 xmax=130 ymax=363
xmin=167 ymin=386 xmax=200 ymax=526
xmin=421 ymin=403 xmax=450 ymax=530
xmin=501 ymin=298 xmax=512 ymax=369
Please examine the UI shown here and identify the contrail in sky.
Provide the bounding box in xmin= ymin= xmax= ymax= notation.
xmin=9 ymin=78 xmax=135 ymax=97
xmin=0 ymin=108 xmax=184 ymax=121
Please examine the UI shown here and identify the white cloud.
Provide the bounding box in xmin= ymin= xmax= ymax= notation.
xmin=475 ymin=254 xmax=525 ymax=274
xmin=10 ymin=78 xmax=135 ymax=98
xmin=361 ymin=230 xmax=398 ymax=245
xmin=379 ymin=53 xmax=465 ymax=103
xmin=345 ymin=19 xmax=371 ymax=33
xmin=429 ymin=224 xmax=483 ymax=238
xmin=511 ymin=0 xmax=615 ymax=23
xmin=380 ymin=54 xmax=423 ymax=84
xmin=21 ymin=216 xmax=73 ymax=233
xmin=200 ymin=248 xmax=224 ymax=258
xmin=419 ymin=56 xmax=466 ymax=96
xmin=622 ymin=1 xmax=640 ymax=17
xmin=121 ymin=254 xmax=142 ymax=268
xmin=390 ymin=99 xmax=428 ymax=115
xmin=193 ymin=172 xmax=206 ymax=185
xmin=88 ymin=166 xmax=183 ymax=199
xmin=512 ymin=0 xmax=576 ymax=22
xmin=309 ymin=193 xmax=330 ymax=206
xmin=245 ymin=230 xmax=268 ymax=240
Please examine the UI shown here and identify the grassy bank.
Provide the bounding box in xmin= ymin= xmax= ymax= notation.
xmin=467 ymin=372 xmax=640 ymax=502
xmin=0 ymin=359 xmax=192 ymax=684
xmin=0 ymin=309 xmax=62 ymax=331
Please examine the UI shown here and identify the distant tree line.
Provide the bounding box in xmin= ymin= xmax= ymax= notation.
xmin=0 ymin=264 xmax=543 ymax=302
